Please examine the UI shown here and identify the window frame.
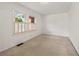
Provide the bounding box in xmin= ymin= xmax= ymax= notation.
xmin=13 ymin=10 xmax=37 ymax=34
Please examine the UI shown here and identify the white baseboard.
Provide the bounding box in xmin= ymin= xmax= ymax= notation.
xmin=0 ymin=33 xmax=41 ymax=53
xmin=42 ymin=33 xmax=69 ymax=38
xmin=69 ymin=37 xmax=79 ymax=55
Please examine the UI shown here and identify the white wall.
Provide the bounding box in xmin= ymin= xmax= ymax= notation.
xmin=0 ymin=3 xmax=42 ymax=52
xmin=42 ymin=3 xmax=79 ymax=54
xmin=1 ymin=2 xmax=79 ymax=55
xmin=43 ymin=13 xmax=69 ymax=37
xmin=69 ymin=3 xmax=79 ymax=54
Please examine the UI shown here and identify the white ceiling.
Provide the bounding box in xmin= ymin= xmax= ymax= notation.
xmin=19 ymin=2 xmax=72 ymax=15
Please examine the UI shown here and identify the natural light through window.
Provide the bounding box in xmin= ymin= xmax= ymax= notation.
xmin=14 ymin=10 xmax=36 ymax=34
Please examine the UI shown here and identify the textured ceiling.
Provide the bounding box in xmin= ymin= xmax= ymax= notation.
xmin=20 ymin=2 xmax=72 ymax=15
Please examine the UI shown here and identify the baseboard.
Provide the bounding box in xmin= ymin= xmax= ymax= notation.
xmin=42 ymin=33 xmax=69 ymax=38
xmin=0 ymin=33 xmax=41 ymax=53
xmin=69 ymin=37 xmax=79 ymax=55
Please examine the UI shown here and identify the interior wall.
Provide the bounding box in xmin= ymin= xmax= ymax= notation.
xmin=0 ymin=2 xmax=42 ymax=52
xmin=42 ymin=13 xmax=69 ymax=37
xmin=69 ymin=3 xmax=79 ymax=54
xmin=1 ymin=2 xmax=79 ymax=55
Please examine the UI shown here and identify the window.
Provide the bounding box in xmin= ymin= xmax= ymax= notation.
xmin=28 ymin=16 xmax=36 ymax=31
xmin=14 ymin=11 xmax=27 ymax=34
xmin=14 ymin=10 xmax=36 ymax=34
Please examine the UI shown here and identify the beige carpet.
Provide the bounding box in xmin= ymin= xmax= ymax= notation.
xmin=0 ymin=34 xmax=78 ymax=56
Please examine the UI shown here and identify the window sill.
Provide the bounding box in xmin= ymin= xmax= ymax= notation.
xmin=14 ymin=30 xmax=36 ymax=35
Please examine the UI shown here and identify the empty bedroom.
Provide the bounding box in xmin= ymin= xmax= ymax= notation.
xmin=0 ymin=2 xmax=79 ymax=56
